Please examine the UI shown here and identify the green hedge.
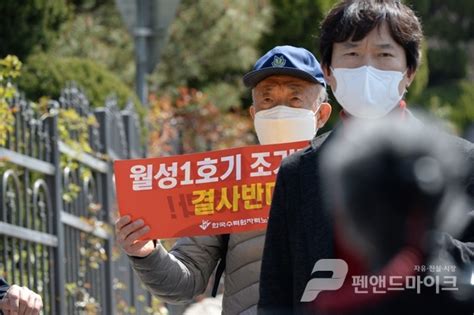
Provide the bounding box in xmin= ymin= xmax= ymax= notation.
xmin=0 ymin=1 xmax=70 ymax=60
xmin=413 ymin=80 xmax=474 ymax=133
xmin=17 ymin=53 xmax=142 ymax=112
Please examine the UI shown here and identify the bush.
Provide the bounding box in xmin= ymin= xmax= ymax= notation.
xmin=153 ymin=0 xmax=272 ymax=111
xmin=147 ymin=87 xmax=254 ymax=157
xmin=0 ymin=55 xmax=22 ymax=146
xmin=427 ymin=47 xmax=468 ymax=85
xmin=412 ymin=80 xmax=474 ymax=134
xmin=0 ymin=1 xmax=70 ymax=60
xmin=17 ymin=53 xmax=142 ymax=112
xmin=406 ymin=42 xmax=429 ymax=102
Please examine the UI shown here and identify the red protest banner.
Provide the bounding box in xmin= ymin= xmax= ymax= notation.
xmin=114 ymin=141 xmax=309 ymax=239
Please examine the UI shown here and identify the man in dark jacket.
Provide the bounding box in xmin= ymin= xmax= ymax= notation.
xmin=313 ymin=118 xmax=474 ymax=315
xmin=0 ymin=277 xmax=43 ymax=314
xmin=257 ymin=0 xmax=474 ymax=314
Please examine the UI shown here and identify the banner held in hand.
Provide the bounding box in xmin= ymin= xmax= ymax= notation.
xmin=114 ymin=141 xmax=309 ymax=239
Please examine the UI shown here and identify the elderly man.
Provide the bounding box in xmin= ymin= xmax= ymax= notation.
xmin=258 ymin=1 xmax=474 ymax=314
xmin=115 ymin=45 xmax=331 ymax=315
xmin=0 ymin=277 xmax=43 ymax=315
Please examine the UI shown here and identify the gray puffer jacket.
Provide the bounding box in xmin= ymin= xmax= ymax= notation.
xmin=129 ymin=133 xmax=331 ymax=315
xmin=130 ymin=230 xmax=265 ymax=315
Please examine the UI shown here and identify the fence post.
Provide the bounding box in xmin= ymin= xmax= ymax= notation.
xmin=95 ymin=107 xmax=117 ymax=314
xmin=122 ymin=105 xmax=144 ymax=159
xmin=122 ymin=108 xmax=152 ymax=311
xmin=46 ymin=105 xmax=66 ymax=315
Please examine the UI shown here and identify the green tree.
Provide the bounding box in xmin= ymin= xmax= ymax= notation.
xmin=45 ymin=0 xmax=273 ymax=113
xmin=153 ymin=0 xmax=273 ymax=111
xmin=259 ymin=0 xmax=338 ymax=54
xmin=409 ymin=0 xmax=474 ymax=43
xmin=51 ymin=1 xmax=135 ymax=86
xmin=0 ymin=1 xmax=70 ymax=60
xmin=412 ymin=80 xmax=474 ymax=133
xmin=17 ymin=54 xmax=141 ymax=111
xmin=407 ymin=0 xmax=474 ymax=132
xmin=0 ymin=56 xmax=22 ymax=146
xmin=68 ymin=0 xmax=112 ymax=12
xmin=409 ymin=0 xmax=474 ymax=84
xmin=405 ymin=42 xmax=429 ymax=101
xmin=148 ymin=87 xmax=254 ymax=157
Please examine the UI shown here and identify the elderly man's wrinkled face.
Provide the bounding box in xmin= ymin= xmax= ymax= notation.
xmin=252 ymin=75 xmax=322 ymax=111
xmin=250 ymin=75 xmax=330 ymax=126
xmin=249 ymin=75 xmax=331 ymax=145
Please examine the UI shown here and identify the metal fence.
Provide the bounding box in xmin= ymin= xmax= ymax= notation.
xmin=0 ymin=84 xmax=154 ymax=314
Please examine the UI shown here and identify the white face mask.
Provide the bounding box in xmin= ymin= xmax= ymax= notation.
xmin=254 ymin=105 xmax=317 ymax=145
xmin=332 ymin=66 xmax=406 ymax=119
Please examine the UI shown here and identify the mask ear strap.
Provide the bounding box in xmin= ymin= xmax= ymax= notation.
xmin=314 ymin=103 xmax=324 ymax=129
xmin=312 ymin=99 xmax=322 ymax=115
xmin=403 ymin=70 xmax=412 ymax=97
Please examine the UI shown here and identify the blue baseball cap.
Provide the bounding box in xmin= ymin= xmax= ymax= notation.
xmin=243 ymin=45 xmax=326 ymax=88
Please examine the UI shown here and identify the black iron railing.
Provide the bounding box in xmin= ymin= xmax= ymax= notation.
xmin=0 ymin=84 xmax=154 ymax=314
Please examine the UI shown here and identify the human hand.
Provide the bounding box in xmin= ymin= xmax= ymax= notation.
xmin=115 ymin=215 xmax=155 ymax=257
xmin=0 ymin=284 xmax=43 ymax=315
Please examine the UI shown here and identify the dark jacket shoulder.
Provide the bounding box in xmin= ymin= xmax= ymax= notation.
xmin=279 ymin=131 xmax=332 ymax=172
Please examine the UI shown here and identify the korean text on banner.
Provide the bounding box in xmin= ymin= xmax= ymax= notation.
xmin=114 ymin=141 xmax=309 ymax=239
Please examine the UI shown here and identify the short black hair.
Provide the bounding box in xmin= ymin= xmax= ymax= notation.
xmin=319 ymin=0 xmax=423 ymax=72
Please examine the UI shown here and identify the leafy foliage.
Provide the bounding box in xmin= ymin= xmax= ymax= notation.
xmin=153 ymin=0 xmax=272 ymax=111
xmin=17 ymin=54 xmax=141 ymax=110
xmin=147 ymin=88 xmax=255 ymax=157
xmin=52 ymin=1 xmax=135 ymax=86
xmin=0 ymin=55 xmax=21 ymax=146
xmin=424 ymin=46 xmax=467 ymax=85
xmin=407 ymin=0 xmax=474 ymax=126
xmin=412 ymin=80 xmax=474 ymax=133
xmin=59 ymin=108 xmax=99 ymax=155
xmin=69 ymin=0 xmax=112 ymax=13
xmin=259 ymin=0 xmax=338 ymax=54
xmin=405 ymin=42 xmax=429 ymax=101
xmin=409 ymin=0 xmax=474 ymax=43
xmin=0 ymin=0 xmax=70 ymax=59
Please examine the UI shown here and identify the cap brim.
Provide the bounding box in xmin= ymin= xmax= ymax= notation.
xmin=243 ymin=68 xmax=325 ymax=88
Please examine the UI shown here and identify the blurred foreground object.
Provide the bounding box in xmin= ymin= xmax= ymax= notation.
xmin=318 ymin=116 xmax=474 ymax=314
